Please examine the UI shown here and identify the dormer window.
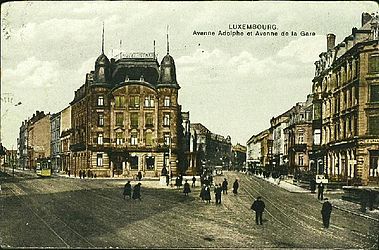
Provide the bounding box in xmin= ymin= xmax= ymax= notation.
xmin=164 ymin=96 xmax=170 ymax=107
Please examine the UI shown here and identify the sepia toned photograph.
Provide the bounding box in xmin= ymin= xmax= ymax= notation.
xmin=0 ymin=1 xmax=378 ymax=249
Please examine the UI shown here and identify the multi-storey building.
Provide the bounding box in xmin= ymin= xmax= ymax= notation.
xmin=232 ymin=143 xmax=247 ymax=170
xmin=50 ymin=112 xmax=61 ymax=172
xmin=284 ymin=95 xmax=313 ymax=175
xmin=270 ymin=111 xmax=290 ymax=171
xmin=17 ymin=120 xmax=28 ymax=169
xmin=27 ymin=111 xmax=51 ymax=170
xmin=70 ymin=32 xmax=183 ymax=177
xmin=60 ymin=106 xmax=71 ymax=173
xmin=313 ymin=12 xmax=379 ymax=185
xmin=246 ymin=129 xmax=272 ymax=171
xmin=190 ymin=123 xmax=232 ymax=171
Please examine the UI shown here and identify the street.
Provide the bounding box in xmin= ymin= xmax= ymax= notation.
xmin=0 ymin=171 xmax=378 ymax=249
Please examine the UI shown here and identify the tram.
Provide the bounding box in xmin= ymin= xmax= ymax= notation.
xmin=36 ymin=159 xmax=52 ymax=177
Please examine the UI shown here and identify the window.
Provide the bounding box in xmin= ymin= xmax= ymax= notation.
xmin=116 ymin=113 xmax=123 ymax=126
xmin=131 ymin=132 xmax=138 ymax=145
xmin=313 ymin=129 xmax=321 ymax=145
xmin=370 ymin=85 xmax=379 ymax=102
xmin=298 ymin=154 xmax=304 ymax=166
xmin=368 ymin=116 xmax=379 ymax=135
xmin=369 ymin=151 xmax=379 ymax=177
xmin=97 ymin=154 xmax=103 ymax=167
xmin=97 ymin=133 xmax=103 ymax=145
xmin=163 ymin=114 xmax=170 ymax=126
xmin=144 ymin=96 xmax=155 ymax=107
xmin=164 ymin=96 xmax=170 ymax=107
xmin=146 ymin=131 xmax=153 ymax=146
xmin=145 ymin=113 xmax=153 ymax=127
xmin=130 ymin=155 xmax=138 ymax=170
xmin=97 ymin=96 xmax=104 ymax=106
xmin=164 ymin=133 xmax=170 ymax=146
xmin=146 ymin=156 xmax=155 ymax=170
xmin=116 ymin=132 xmax=124 ymax=145
xmin=115 ymin=96 xmax=125 ymax=108
xmin=368 ymin=54 xmax=379 ymax=73
xmin=298 ymin=133 xmax=304 ymax=143
xmin=131 ymin=113 xmax=138 ymax=127
xmin=130 ymin=96 xmax=140 ymax=108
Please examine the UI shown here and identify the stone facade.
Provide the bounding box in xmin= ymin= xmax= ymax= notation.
xmin=312 ymin=12 xmax=379 ymax=185
xmin=270 ymin=111 xmax=290 ymax=169
xmin=284 ymin=95 xmax=313 ymax=175
xmin=232 ymin=143 xmax=247 ymax=170
xmin=246 ymin=129 xmax=272 ymax=170
xmin=69 ymin=36 xmax=183 ymax=177
xmin=17 ymin=120 xmax=28 ymax=170
xmin=27 ymin=111 xmax=51 ymax=170
xmin=50 ymin=112 xmax=61 ymax=172
xmin=60 ymin=106 xmax=71 ymax=172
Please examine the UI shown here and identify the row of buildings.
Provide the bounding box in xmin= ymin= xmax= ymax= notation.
xmin=247 ymin=12 xmax=379 ymax=186
xmin=16 ymin=31 xmax=242 ymax=178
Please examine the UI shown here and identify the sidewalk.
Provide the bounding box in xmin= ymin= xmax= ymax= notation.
xmin=253 ymin=174 xmax=379 ymax=222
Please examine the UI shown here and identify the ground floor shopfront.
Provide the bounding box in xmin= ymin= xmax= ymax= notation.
xmin=324 ymin=138 xmax=379 ymax=185
xmin=69 ymin=148 xmax=178 ymax=178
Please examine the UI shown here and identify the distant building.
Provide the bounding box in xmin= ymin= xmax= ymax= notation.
xmin=50 ymin=112 xmax=61 ymax=172
xmin=232 ymin=143 xmax=247 ymax=171
xmin=246 ymin=129 xmax=272 ymax=171
xmin=190 ymin=123 xmax=232 ymax=173
xmin=313 ymin=12 xmax=379 ymax=185
xmin=27 ymin=111 xmax=51 ymax=170
xmin=17 ymin=120 xmax=28 ymax=170
xmin=270 ymin=110 xmax=290 ymax=172
xmin=284 ymin=95 xmax=313 ymax=175
xmin=60 ymin=106 xmax=71 ymax=173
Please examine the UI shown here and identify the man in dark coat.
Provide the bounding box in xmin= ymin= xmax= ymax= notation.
xmin=251 ymin=196 xmax=265 ymax=225
xmin=79 ymin=170 xmax=82 ymax=179
xmin=318 ymin=182 xmax=325 ymax=200
xmin=175 ymin=176 xmax=181 ymax=189
xmin=204 ymin=185 xmax=211 ymax=203
xmin=233 ymin=179 xmax=239 ymax=195
xmin=214 ymin=184 xmax=222 ymax=204
xmin=192 ymin=176 xmax=196 ymax=188
xmin=222 ymin=178 xmax=228 ymax=194
xmin=321 ymin=198 xmax=332 ymax=228
xmin=123 ymin=181 xmax=132 ymax=199
xmin=166 ymin=174 xmax=170 ymax=186
xmin=183 ymin=180 xmax=191 ymax=196
xmin=200 ymin=184 xmax=206 ymax=202
xmin=137 ymin=171 xmax=143 ymax=181
xmin=132 ymin=183 xmax=142 ymax=201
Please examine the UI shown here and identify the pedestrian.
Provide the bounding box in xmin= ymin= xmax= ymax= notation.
xmin=321 ymin=198 xmax=332 ymax=228
xmin=166 ymin=174 xmax=170 ymax=186
xmin=310 ymin=179 xmax=316 ymax=193
xmin=251 ymin=196 xmax=265 ymax=225
xmin=204 ymin=185 xmax=211 ymax=203
xmin=82 ymin=171 xmax=86 ymax=179
xmin=222 ymin=178 xmax=228 ymax=194
xmin=137 ymin=171 xmax=142 ymax=181
xmin=233 ymin=179 xmax=239 ymax=195
xmin=318 ymin=182 xmax=324 ymax=200
xmin=215 ymin=184 xmax=222 ymax=204
xmin=132 ymin=183 xmax=142 ymax=201
xmin=183 ymin=180 xmax=191 ymax=196
xmin=161 ymin=166 xmax=168 ymax=176
xmin=123 ymin=180 xmax=132 ymax=199
xmin=79 ymin=170 xmax=82 ymax=179
xmin=175 ymin=176 xmax=181 ymax=189
xmin=192 ymin=176 xmax=196 ymax=188
xmin=200 ymin=184 xmax=206 ymax=202
xmin=68 ymin=169 xmax=71 ymax=177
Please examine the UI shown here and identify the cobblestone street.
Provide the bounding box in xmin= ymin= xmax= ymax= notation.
xmin=0 ymin=170 xmax=378 ymax=249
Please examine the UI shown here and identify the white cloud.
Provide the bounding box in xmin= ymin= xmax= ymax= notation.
xmin=3 ymin=57 xmax=60 ymax=88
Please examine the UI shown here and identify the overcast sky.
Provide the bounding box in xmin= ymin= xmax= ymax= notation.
xmin=1 ymin=1 xmax=378 ymax=148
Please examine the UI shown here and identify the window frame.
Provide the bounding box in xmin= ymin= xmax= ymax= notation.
xmin=97 ymin=133 xmax=103 ymax=145
xmin=97 ymin=95 xmax=104 ymax=106
xmin=115 ymin=112 xmax=124 ymax=127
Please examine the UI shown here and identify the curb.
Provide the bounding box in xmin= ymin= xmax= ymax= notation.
xmin=332 ymin=204 xmax=379 ymax=222
xmin=254 ymin=175 xmax=309 ymax=193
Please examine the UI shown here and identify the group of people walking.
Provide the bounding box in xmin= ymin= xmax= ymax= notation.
xmin=123 ymin=181 xmax=142 ymax=201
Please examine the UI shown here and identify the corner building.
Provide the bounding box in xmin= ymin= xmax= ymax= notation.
xmin=313 ymin=13 xmax=379 ymax=185
xmin=70 ymin=45 xmax=182 ymax=177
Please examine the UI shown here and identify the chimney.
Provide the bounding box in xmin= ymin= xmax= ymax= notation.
xmin=327 ymin=33 xmax=336 ymax=51
xmin=362 ymin=12 xmax=372 ymax=27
